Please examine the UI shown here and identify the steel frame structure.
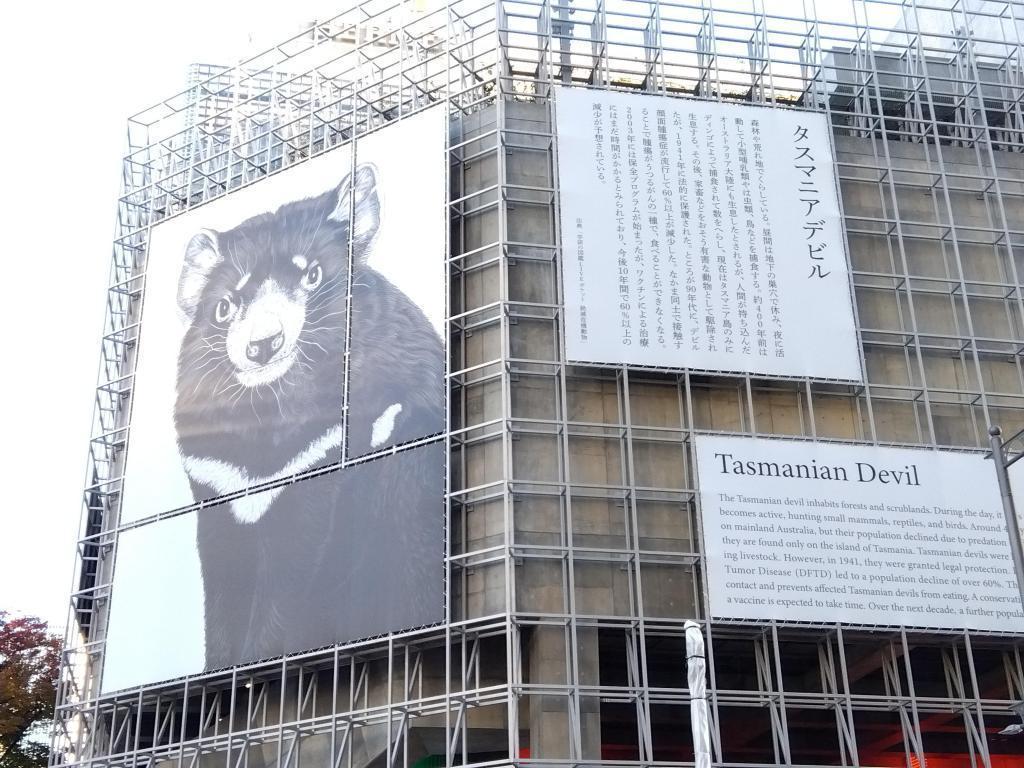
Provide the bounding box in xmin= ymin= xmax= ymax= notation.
xmin=56 ymin=1 xmax=1024 ymax=767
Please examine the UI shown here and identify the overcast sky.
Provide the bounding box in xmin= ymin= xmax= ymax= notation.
xmin=0 ymin=0 xmax=347 ymax=633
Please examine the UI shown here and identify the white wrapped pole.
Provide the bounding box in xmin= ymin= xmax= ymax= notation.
xmin=684 ymin=620 xmax=712 ymax=768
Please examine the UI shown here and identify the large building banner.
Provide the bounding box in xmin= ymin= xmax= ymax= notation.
xmin=102 ymin=107 xmax=448 ymax=692
xmin=555 ymin=86 xmax=861 ymax=381
xmin=695 ymin=434 xmax=1024 ymax=631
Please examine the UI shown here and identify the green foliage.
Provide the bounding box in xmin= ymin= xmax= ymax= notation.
xmin=0 ymin=613 xmax=61 ymax=768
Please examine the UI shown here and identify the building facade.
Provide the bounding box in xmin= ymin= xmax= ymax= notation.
xmin=55 ymin=2 xmax=1024 ymax=768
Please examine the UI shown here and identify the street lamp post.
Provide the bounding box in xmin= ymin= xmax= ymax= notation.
xmin=986 ymin=425 xmax=1024 ymax=612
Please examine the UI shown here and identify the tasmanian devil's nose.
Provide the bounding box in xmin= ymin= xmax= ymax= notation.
xmin=246 ymin=331 xmax=285 ymax=365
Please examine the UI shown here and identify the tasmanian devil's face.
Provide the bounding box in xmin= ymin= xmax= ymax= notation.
xmin=203 ymin=246 xmax=324 ymax=387
xmin=175 ymin=164 xmax=380 ymax=396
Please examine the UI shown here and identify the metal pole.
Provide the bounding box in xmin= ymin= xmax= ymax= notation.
xmin=987 ymin=426 xmax=1024 ymax=612
xmin=684 ymin=620 xmax=711 ymax=768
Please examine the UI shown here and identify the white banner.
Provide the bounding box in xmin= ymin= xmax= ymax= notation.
xmin=555 ymin=86 xmax=861 ymax=381
xmin=695 ymin=435 xmax=1024 ymax=631
xmin=103 ymin=107 xmax=448 ymax=692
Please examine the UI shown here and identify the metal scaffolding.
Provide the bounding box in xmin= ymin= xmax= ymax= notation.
xmin=56 ymin=1 xmax=1024 ymax=767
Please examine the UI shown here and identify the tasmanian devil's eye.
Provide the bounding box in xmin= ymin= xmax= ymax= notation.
xmin=302 ymin=262 xmax=323 ymax=291
xmin=214 ymin=296 xmax=236 ymax=324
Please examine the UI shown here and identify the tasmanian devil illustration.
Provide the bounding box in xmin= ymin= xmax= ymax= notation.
xmin=173 ymin=163 xmax=444 ymax=671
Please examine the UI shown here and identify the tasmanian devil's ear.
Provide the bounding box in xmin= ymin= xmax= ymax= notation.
xmin=178 ymin=229 xmax=222 ymax=322
xmin=328 ymin=163 xmax=380 ymax=254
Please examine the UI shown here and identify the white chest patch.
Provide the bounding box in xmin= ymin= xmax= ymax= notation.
xmin=183 ymin=425 xmax=344 ymax=524
xmin=183 ymin=400 xmax=407 ymax=524
xmin=371 ymin=403 xmax=403 ymax=448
